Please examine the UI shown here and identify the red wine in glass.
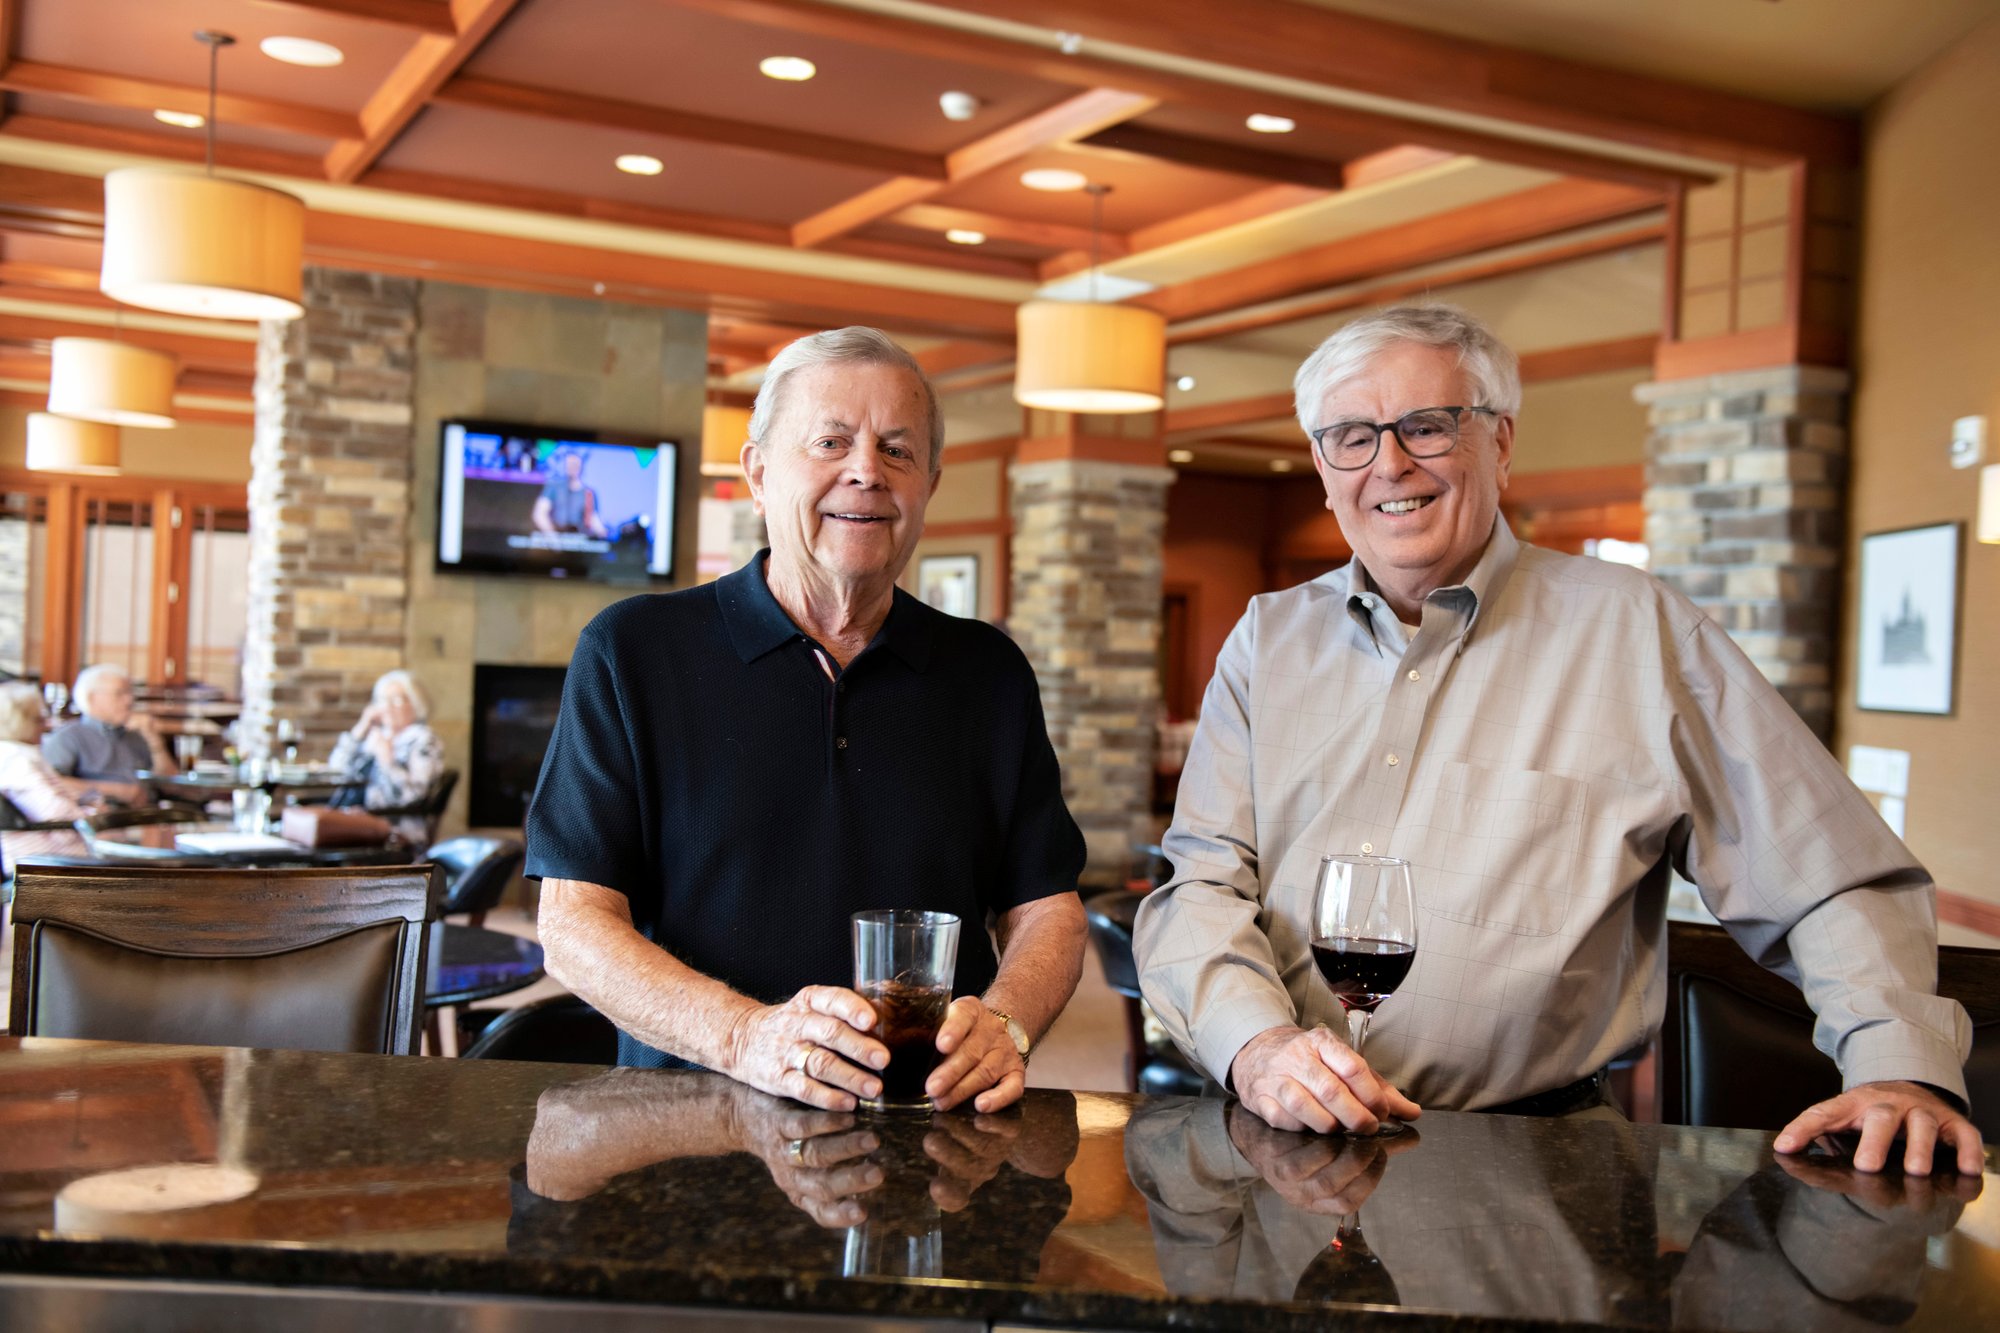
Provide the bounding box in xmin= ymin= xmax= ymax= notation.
xmin=1310 ymin=936 xmax=1417 ymax=1013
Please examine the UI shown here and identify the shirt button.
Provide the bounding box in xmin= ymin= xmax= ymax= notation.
xmin=1361 ymin=842 xmax=1374 ymax=854
xmin=1407 ymin=669 xmax=1420 ymax=682
xmin=1385 ymin=753 xmax=1398 ymax=766
xmin=1360 ymin=595 xmax=1375 ymax=609
xmin=836 ymin=737 xmax=848 ymax=749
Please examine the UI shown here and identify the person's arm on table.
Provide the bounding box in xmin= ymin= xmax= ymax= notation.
xmin=539 ymin=877 xmax=891 ymax=1111
xmin=1667 ymin=613 xmax=1978 ymax=1175
xmin=1135 ymin=607 xmax=1418 ymax=1135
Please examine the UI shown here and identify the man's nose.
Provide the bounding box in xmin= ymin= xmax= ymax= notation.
xmin=1369 ymin=425 xmax=1415 ymax=479
xmin=843 ymin=444 xmax=888 ymax=485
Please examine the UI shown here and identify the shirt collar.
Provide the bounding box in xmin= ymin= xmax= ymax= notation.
xmin=1337 ymin=514 xmax=1521 ymax=651
xmin=717 ymin=549 xmax=936 ymax=673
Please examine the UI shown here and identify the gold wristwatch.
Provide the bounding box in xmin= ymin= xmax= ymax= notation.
xmin=987 ymin=1007 xmax=1032 ymax=1064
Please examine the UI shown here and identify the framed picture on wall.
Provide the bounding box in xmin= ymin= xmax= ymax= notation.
xmin=917 ymin=554 xmax=979 ymax=619
xmin=1855 ymin=521 xmax=1961 ymax=715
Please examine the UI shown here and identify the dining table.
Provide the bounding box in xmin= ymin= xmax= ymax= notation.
xmin=0 ymin=1037 xmax=1992 ymax=1332
xmin=71 ymin=819 xmax=417 ymax=869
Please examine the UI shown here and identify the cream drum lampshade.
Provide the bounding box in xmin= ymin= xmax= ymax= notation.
xmin=1014 ymin=300 xmax=1167 ymax=414
xmin=26 ymin=412 xmax=121 ymax=474
xmin=100 ymin=167 xmax=306 ymax=321
xmin=701 ymin=404 xmax=754 ymax=477
xmin=48 ymin=337 xmax=178 ymax=428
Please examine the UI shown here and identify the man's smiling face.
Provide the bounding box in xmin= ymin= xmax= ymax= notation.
xmin=1309 ymin=341 xmax=1514 ymax=614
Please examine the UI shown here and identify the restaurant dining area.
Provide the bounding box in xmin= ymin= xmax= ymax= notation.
xmin=3 ymin=1 xmax=2000 ymax=1329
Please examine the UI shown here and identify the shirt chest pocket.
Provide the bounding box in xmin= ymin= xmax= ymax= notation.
xmin=1420 ymin=761 xmax=1587 ymax=938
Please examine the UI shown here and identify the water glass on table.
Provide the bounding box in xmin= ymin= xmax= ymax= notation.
xmin=172 ymin=733 xmax=204 ymax=771
xmin=1310 ymin=853 xmax=1419 ymax=1136
xmin=231 ymin=786 xmax=272 ymax=834
xmin=850 ymin=909 xmax=960 ymax=1114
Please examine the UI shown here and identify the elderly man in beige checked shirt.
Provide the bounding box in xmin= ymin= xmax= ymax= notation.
xmin=1136 ymin=303 xmax=1978 ymax=1175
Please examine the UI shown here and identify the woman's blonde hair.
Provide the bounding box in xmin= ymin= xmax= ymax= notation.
xmin=372 ymin=669 xmax=431 ymax=722
xmin=0 ymin=681 xmax=46 ymax=745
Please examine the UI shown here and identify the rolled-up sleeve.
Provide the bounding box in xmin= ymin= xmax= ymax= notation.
xmin=1135 ymin=603 xmax=1297 ymax=1086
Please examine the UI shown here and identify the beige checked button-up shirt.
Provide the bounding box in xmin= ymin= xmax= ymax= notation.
xmin=1135 ymin=519 xmax=1971 ymax=1111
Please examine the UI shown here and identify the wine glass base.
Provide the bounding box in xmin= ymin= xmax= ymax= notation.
xmin=1336 ymin=1117 xmax=1408 ymax=1138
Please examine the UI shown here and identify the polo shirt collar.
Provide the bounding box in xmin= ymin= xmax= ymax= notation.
xmin=718 ymin=550 xmax=936 ymax=672
xmin=1337 ymin=513 xmax=1521 ymax=651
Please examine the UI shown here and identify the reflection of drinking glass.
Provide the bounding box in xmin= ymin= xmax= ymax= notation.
xmin=172 ymin=733 xmax=204 ymax=771
xmin=840 ymin=1115 xmax=944 ymax=1277
xmin=232 ymin=787 xmax=272 ymax=834
xmin=42 ymin=681 xmax=68 ymax=719
xmin=1310 ymin=854 xmax=1418 ymax=1137
xmin=851 ymin=910 xmax=960 ymax=1114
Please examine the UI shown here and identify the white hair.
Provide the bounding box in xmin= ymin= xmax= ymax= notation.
xmin=0 ymin=681 xmax=42 ymax=745
xmin=72 ymin=663 xmax=131 ymax=718
xmin=748 ymin=327 xmax=944 ymax=475
xmin=372 ymin=669 xmax=431 ymax=722
xmin=1293 ymin=304 xmax=1522 ymax=436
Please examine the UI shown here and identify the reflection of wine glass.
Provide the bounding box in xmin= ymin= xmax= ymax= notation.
xmin=42 ymin=681 xmax=68 ymax=719
xmin=172 ymin=733 xmax=204 ymax=771
xmin=1310 ymin=854 xmax=1418 ymax=1137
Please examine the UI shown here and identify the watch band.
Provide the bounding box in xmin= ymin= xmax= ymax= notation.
xmin=986 ymin=1006 xmax=1032 ymax=1064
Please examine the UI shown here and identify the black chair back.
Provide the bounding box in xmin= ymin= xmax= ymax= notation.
xmin=462 ymin=994 xmax=619 ymax=1065
xmin=1662 ymin=920 xmax=2000 ymax=1140
xmin=427 ymin=835 xmax=524 ymax=925
xmin=9 ymin=862 xmax=442 ymax=1055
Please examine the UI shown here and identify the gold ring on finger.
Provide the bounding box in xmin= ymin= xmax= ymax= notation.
xmin=787 ymin=1138 xmax=808 ymax=1166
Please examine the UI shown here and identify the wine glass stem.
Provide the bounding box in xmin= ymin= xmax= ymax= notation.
xmin=1347 ymin=1008 xmax=1372 ymax=1057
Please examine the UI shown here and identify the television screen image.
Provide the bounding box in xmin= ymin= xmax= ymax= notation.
xmin=437 ymin=419 xmax=680 ymax=582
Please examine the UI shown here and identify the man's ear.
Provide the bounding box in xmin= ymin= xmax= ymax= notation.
xmin=1493 ymin=414 xmax=1516 ymax=491
xmin=742 ymin=440 xmax=767 ymax=513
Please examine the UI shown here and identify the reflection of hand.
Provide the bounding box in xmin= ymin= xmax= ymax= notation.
xmin=1774 ymin=1081 xmax=1984 ymax=1176
xmin=921 ymin=1113 xmax=1019 ymax=1212
xmin=928 ymin=997 xmax=1025 ymax=1113
xmin=735 ymin=1092 xmax=883 ymax=1229
xmin=724 ymin=985 xmax=889 ymax=1111
xmin=1775 ymin=1152 xmax=1984 ymax=1213
xmin=1226 ymin=1102 xmax=1421 ymax=1215
xmin=1228 ymin=1025 xmax=1422 ymax=1134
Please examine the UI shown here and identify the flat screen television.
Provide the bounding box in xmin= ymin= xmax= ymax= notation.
xmin=436 ymin=418 xmax=680 ymax=583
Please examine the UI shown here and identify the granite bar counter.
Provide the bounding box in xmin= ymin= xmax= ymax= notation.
xmin=0 ymin=1037 xmax=1994 ymax=1332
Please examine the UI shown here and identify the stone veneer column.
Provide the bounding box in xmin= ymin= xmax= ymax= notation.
xmin=1637 ymin=365 xmax=1850 ymax=741
xmin=243 ymin=268 xmax=420 ymax=759
xmin=1010 ymin=458 xmax=1174 ymax=888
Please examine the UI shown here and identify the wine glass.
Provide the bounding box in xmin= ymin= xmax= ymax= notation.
xmin=41 ymin=680 xmax=68 ymax=720
xmin=1310 ymin=853 xmax=1418 ymax=1136
xmin=172 ymin=732 xmax=204 ymax=772
xmin=276 ymin=717 xmax=299 ymax=762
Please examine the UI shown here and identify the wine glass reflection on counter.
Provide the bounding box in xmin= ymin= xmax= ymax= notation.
xmin=513 ymin=1069 xmax=1077 ymax=1280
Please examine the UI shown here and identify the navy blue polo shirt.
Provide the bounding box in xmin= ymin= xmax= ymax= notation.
xmin=525 ymin=551 xmax=1086 ymax=1068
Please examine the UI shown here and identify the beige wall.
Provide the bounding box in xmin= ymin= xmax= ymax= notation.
xmin=1512 ymin=368 xmax=1651 ymax=475
xmin=1837 ymin=15 xmax=2000 ymax=908
xmin=0 ymin=404 xmax=252 ymax=483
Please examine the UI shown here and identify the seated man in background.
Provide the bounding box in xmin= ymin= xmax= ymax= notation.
xmin=41 ymin=663 xmax=175 ymax=806
xmin=1136 ymin=304 xmax=1978 ymax=1175
xmin=528 ymin=327 xmax=1087 ymax=1116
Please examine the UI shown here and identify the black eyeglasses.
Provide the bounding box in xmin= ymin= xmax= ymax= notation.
xmin=1310 ymin=406 xmax=1498 ymax=471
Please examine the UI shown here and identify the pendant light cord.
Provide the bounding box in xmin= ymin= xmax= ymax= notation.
xmin=194 ymin=30 xmax=237 ymax=178
xmin=1086 ymin=183 xmax=1109 ymax=303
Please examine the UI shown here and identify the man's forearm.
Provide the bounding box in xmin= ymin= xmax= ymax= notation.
xmin=539 ymin=878 xmax=762 ymax=1071
xmin=984 ymin=894 xmax=1087 ymax=1042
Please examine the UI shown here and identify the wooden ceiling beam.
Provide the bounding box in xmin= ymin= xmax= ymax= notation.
xmin=0 ymin=314 xmax=255 ymax=372
xmin=0 ymin=386 xmax=250 ymax=424
xmin=0 ymin=61 xmax=360 ymax=142
xmin=1167 ymin=219 xmax=1666 ymax=346
xmin=1517 ymin=335 xmax=1657 ymax=383
xmin=922 ymin=0 xmax=1856 ymax=167
xmin=1073 ymin=123 xmax=1340 ymax=189
xmin=913 ymin=340 xmax=1014 ymax=377
xmin=1038 ymin=182 xmax=1324 ymax=282
xmin=1164 ymin=392 xmax=1294 ymax=438
xmin=431 ymin=76 xmax=947 ymax=180
xmin=3 ymin=113 xmax=330 ymax=179
xmin=324 ymin=0 xmax=525 ymax=184
xmin=819 ymin=235 xmax=1040 ymax=281
xmin=891 ymin=204 xmax=1114 ymax=255
xmin=659 ymin=0 xmax=1705 ymax=189
xmin=0 ymin=0 xmax=21 ymax=78
xmin=0 ymin=262 xmax=104 ymax=296
xmin=255 ymin=1 xmax=459 ymax=35
xmin=1141 ymin=178 xmax=1662 ymax=323
xmin=790 ymin=88 xmax=1154 ymax=249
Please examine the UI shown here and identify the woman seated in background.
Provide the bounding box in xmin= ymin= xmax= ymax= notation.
xmin=329 ymin=669 xmax=446 ymax=843
xmin=0 ymin=681 xmax=90 ymax=868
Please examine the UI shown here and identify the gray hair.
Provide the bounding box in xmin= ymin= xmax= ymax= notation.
xmin=0 ymin=681 xmax=43 ymax=745
xmin=372 ymin=669 xmax=431 ymax=722
xmin=72 ymin=663 xmax=131 ymax=716
xmin=1293 ymin=304 xmax=1522 ymax=436
xmin=748 ymin=327 xmax=944 ymax=476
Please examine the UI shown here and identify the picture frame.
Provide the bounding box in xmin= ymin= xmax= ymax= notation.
xmin=1855 ymin=521 xmax=1961 ymax=715
xmin=917 ymin=553 xmax=979 ymax=620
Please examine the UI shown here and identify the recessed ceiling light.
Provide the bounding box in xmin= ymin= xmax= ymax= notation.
xmin=615 ymin=154 xmax=664 ymax=176
xmin=1174 ymin=375 xmax=1196 ymax=392
xmin=1269 ymin=458 xmax=1295 ymax=473
xmin=259 ymin=36 xmax=344 ymax=67
xmin=1168 ymin=448 xmax=1194 ymax=464
xmin=154 ymin=109 xmax=204 ymax=129
xmin=1246 ymin=113 xmax=1296 ymax=134
xmin=759 ymin=55 xmax=816 ymax=82
xmin=939 ymin=91 xmax=980 ymax=121
xmin=1020 ymin=168 xmax=1088 ymax=192
xmin=945 ymin=228 xmax=986 ymax=245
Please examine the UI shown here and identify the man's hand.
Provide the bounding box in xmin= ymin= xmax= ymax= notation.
xmin=734 ymin=1094 xmax=883 ymax=1229
xmin=1226 ymin=1101 xmax=1422 ymax=1216
xmin=928 ymin=997 xmax=1024 ymax=1113
xmin=724 ymin=985 xmax=889 ymax=1111
xmin=1774 ymin=1081 xmax=1984 ymax=1176
xmin=1229 ymin=1025 xmax=1422 ymax=1135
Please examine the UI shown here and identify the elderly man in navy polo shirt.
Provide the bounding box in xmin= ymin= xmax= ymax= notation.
xmin=527 ymin=327 xmax=1088 ymax=1114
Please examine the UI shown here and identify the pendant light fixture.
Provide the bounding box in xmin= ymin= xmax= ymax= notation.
xmin=99 ymin=31 xmax=305 ymax=321
xmin=26 ymin=412 xmax=122 ymax=475
xmin=1014 ymin=183 xmax=1166 ymax=414
xmin=48 ymin=336 xmax=178 ymax=428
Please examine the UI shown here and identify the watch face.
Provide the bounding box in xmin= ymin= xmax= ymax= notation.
xmin=1006 ymin=1018 xmax=1031 ymax=1057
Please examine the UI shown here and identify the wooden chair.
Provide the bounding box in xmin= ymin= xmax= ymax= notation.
xmin=9 ymin=862 xmax=442 ymax=1055
xmin=1661 ymin=920 xmax=2000 ymax=1140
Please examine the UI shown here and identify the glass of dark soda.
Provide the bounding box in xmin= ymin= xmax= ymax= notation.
xmin=851 ymin=909 xmax=961 ymax=1113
